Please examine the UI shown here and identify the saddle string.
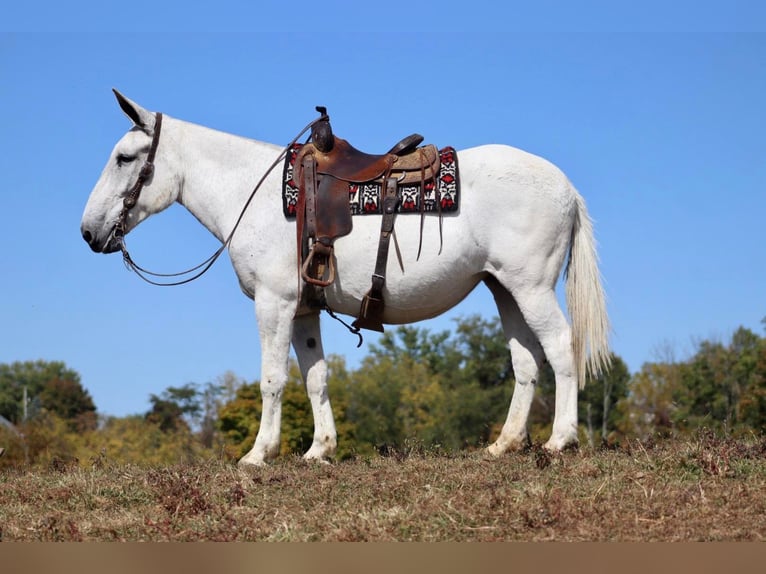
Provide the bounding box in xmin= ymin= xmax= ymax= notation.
xmin=416 ymin=149 xmax=427 ymax=260
xmin=413 ymin=147 xmax=444 ymax=259
xmin=391 ymin=228 xmax=405 ymax=274
xmin=436 ymin=159 xmax=444 ymax=255
xmin=119 ymin=114 xmax=325 ymax=287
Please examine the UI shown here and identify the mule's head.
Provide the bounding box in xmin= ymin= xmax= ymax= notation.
xmin=81 ymin=90 xmax=179 ymax=253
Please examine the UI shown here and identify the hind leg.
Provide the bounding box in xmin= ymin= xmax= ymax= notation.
xmin=489 ymin=274 xmax=579 ymax=451
xmin=512 ymin=286 xmax=579 ymax=450
xmin=291 ymin=313 xmax=337 ymax=462
xmin=485 ymin=277 xmax=545 ymax=456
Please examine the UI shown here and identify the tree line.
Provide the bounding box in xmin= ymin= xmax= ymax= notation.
xmin=1 ymin=316 xmax=764 ymax=467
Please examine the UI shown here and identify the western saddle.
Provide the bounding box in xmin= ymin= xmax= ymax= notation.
xmin=293 ymin=107 xmax=440 ymax=332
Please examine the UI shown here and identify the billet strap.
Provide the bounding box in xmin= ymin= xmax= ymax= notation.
xmin=352 ymin=177 xmax=400 ymax=332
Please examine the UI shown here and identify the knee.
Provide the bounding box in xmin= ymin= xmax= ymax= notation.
xmin=509 ymin=341 xmax=543 ymax=385
xmin=512 ymin=360 xmax=539 ymax=386
xmin=305 ymin=361 xmax=328 ymax=395
xmin=260 ymin=376 xmax=286 ymax=399
xmin=514 ymin=377 xmax=537 ymax=389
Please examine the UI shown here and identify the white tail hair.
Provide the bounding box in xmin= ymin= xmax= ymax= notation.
xmin=565 ymin=191 xmax=612 ymax=389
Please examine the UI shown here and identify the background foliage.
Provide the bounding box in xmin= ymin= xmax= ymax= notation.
xmin=2 ymin=316 xmax=765 ymax=468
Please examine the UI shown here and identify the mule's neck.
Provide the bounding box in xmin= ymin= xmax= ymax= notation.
xmin=168 ymin=116 xmax=284 ymax=243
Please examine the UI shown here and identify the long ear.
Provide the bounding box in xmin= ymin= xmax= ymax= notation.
xmin=113 ymin=88 xmax=155 ymax=132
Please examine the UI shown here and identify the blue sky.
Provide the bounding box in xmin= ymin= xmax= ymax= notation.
xmin=2 ymin=3 xmax=765 ymax=417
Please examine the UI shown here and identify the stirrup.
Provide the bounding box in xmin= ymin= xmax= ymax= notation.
xmin=301 ymin=243 xmax=336 ymax=287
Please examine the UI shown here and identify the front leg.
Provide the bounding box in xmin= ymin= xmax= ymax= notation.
xmin=292 ymin=313 xmax=337 ymax=462
xmin=238 ymin=290 xmax=296 ymax=468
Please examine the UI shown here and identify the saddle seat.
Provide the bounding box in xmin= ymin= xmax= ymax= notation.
xmin=300 ymin=135 xmax=440 ymax=185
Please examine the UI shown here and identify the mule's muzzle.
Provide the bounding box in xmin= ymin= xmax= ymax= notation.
xmin=81 ymin=227 xmax=121 ymax=254
xmin=82 ymin=228 xmax=100 ymax=252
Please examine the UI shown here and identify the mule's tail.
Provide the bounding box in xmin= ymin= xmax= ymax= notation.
xmin=565 ymin=190 xmax=611 ymax=389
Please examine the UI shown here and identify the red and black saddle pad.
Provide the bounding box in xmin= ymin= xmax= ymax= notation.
xmin=283 ymin=145 xmax=459 ymax=218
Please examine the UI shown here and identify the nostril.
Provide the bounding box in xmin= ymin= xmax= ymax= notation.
xmin=82 ymin=229 xmax=93 ymax=244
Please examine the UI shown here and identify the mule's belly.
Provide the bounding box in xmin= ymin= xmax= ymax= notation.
xmin=323 ymin=227 xmax=486 ymax=323
xmin=324 ymin=271 xmax=484 ymax=324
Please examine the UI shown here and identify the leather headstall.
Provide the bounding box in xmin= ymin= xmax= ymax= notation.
xmin=114 ymin=112 xmax=164 ymax=240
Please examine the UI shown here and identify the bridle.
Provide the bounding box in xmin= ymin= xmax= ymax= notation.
xmin=114 ymin=112 xmax=163 ymax=242
xmin=114 ymin=110 xmax=322 ymax=287
xmin=114 ymin=109 xmax=234 ymax=287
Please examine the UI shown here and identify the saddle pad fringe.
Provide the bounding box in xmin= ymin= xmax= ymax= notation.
xmin=283 ymin=145 xmax=459 ymax=218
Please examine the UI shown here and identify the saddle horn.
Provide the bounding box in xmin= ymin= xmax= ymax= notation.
xmin=312 ymin=106 xmax=334 ymax=153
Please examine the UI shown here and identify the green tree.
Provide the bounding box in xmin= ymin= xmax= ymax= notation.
xmin=672 ymin=327 xmax=765 ymax=433
xmin=197 ymin=381 xmax=227 ymax=449
xmin=452 ymin=315 xmax=514 ymax=390
xmin=321 ymin=354 xmax=358 ymax=458
xmin=78 ymin=415 xmax=211 ymax=466
xmin=146 ymin=383 xmax=206 ymax=433
xmin=578 ymin=354 xmax=630 ymax=445
xmin=347 ymin=318 xmax=514 ymax=452
xmin=730 ymin=327 xmax=766 ymax=432
xmin=614 ymin=362 xmax=679 ymax=440
xmin=615 ymin=324 xmax=766 ymax=439
xmin=0 ymin=360 xmax=96 ymax=431
xmin=346 ymin=352 xmax=441 ymax=453
xmin=39 ymin=378 xmax=98 ymax=432
xmin=737 ymin=334 xmax=766 ymax=431
xmin=146 ymin=396 xmax=188 ymax=433
xmin=676 ymin=340 xmax=735 ymax=429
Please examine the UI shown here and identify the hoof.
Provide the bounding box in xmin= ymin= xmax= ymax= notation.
xmin=543 ymin=438 xmax=579 ymax=452
xmin=303 ymin=443 xmax=336 ymax=464
xmin=486 ymin=434 xmax=531 ymax=457
xmin=486 ymin=443 xmax=504 ymax=458
xmin=303 ymin=448 xmax=333 ymax=465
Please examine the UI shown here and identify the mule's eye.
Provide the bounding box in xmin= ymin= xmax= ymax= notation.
xmin=116 ymin=154 xmax=136 ymax=166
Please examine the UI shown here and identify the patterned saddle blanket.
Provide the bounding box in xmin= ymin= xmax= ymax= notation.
xmin=282 ymin=144 xmax=459 ymax=218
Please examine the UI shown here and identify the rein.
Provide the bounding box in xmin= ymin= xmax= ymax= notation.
xmin=116 ymin=112 xmax=322 ymax=287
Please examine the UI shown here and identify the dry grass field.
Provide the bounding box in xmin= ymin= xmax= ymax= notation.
xmin=1 ymin=433 xmax=765 ymax=542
